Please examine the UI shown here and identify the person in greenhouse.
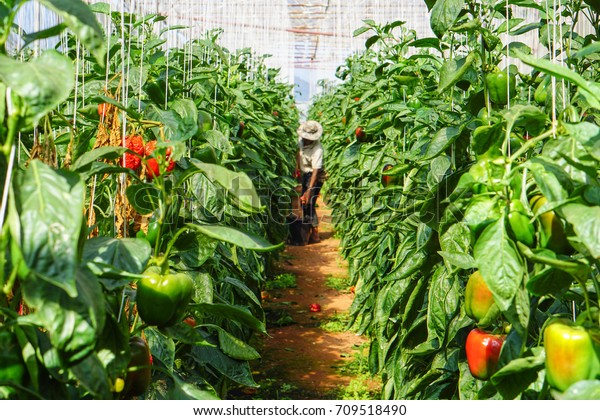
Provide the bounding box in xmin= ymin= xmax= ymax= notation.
xmin=296 ymin=120 xmax=325 ymax=244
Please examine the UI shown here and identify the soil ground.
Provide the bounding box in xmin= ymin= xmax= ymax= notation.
xmin=229 ymin=192 xmax=380 ymax=400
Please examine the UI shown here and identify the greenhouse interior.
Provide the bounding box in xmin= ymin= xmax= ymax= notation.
xmin=1 ymin=0 xmax=600 ymax=403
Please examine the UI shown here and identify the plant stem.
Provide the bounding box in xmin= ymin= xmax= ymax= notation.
xmin=509 ymin=129 xmax=555 ymax=163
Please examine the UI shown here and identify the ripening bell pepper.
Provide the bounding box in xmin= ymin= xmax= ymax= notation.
xmin=136 ymin=266 xmax=194 ymax=327
xmin=381 ymin=164 xmax=399 ymax=187
xmin=465 ymin=328 xmax=505 ymax=380
xmin=0 ymin=330 xmax=25 ymax=399
xmin=486 ymin=69 xmax=517 ymax=105
xmin=543 ymin=320 xmax=600 ymax=392
xmin=123 ymin=336 xmax=152 ymax=398
xmin=465 ymin=271 xmax=497 ymax=323
xmin=507 ymin=199 xmax=535 ymax=247
xmin=530 ymin=195 xmax=570 ymax=254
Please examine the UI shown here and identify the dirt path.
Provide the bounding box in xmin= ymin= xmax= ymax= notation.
xmin=234 ymin=195 xmax=378 ymax=399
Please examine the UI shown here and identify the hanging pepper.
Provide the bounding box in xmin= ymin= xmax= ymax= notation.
xmin=136 ymin=266 xmax=194 ymax=327
xmin=123 ymin=336 xmax=152 ymax=398
xmin=543 ymin=319 xmax=600 ymax=392
xmin=465 ymin=270 xmax=498 ymax=324
xmin=465 ymin=328 xmax=505 ymax=380
xmin=507 ymin=199 xmax=535 ymax=247
xmin=529 ymin=195 xmax=570 ymax=254
xmin=486 ymin=69 xmax=517 ymax=105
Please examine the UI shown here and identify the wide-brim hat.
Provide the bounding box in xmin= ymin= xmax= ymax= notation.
xmin=297 ymin=120 xmax=323 ymax=141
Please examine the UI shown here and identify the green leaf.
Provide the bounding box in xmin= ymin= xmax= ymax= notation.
xmin=463 ymin=195 xmax=502 ymax=235
xmin=527 ymin=266 xmax=574 ymax=296
xmin=427 ymin=266 xmax=459 ymax=345
xmin=202 ymin=129 xmax=232 ymax=154
xmin=430 ymin=0 xmax=465 ymax=38
xmin=571 ymin=41 xmax=600 ymax=61
xmin=187 ymin=224 xmax=280 ymax=252
xmin=525 ymin=157 xmax=572 ymax=203
xmin=221 ymin=276 xmax=262 ymax=308
xmin=22 ymin=266 xmax=105 ymax=364
xmin=561 ymin=203 xmax=600 ymax=258
xmin=563 ymin=122 xmax=600 ymax=162
xmin=126 ymin=183 xmax=161 ymax=214
xmin=21 ymin=23 xmax=67 ymax=47
xmin=38 ymin=0 xmax=106 ymax=64
xmin=439 ymin=222 xmax=475 ymax=270
xmin=189 ymin=161 xmax=264 ymax=214
xmin=503 ymin=285 xmax=530 ymax=338
xmin=507 ymin=41 xmax=532 ymax=56
xmin=83 ymin=237 xmax=151 ymax=274
xmin=195 ymin=303 xmax=266 ymax=334
xmin=365 ymin=35 xmax=380 ymax=49
xmin=145 ymin=328 xmax=176 ymax=372
xmin=191 ymin=343 xmax=257 ymax=388
xmin=0 ymin=50 xmax=73 ymax=127
xmin=555 ymin=380 xmax=600 ymax=400
xmin=169 ymin=97 xmax=198 ymax=124
xmin=472 ymin=123 xmax=504 ymax=156
xmin=427 ymin=156 xmax=451 ymax=189
xmin=70 ymin=146 xmax=128 ymax=171
xmin=145 ymin=105 xmax=198 ymax=142
xmin=438 ymin=52 xmax=475 ymax=93
xmin=217 ymin=329 xmax=260 ymax=361
xmin=9 ymin=161 xmax=83 ymax=296
xmin=188 ymin=272 xmax=213 ymax=304
xmin=173 ymin=231 xmax=218 ymax=268
xmin=422 ymin=126 xmax=462 ymax=160
xmin=161 ymin=322 xmax=213 ymax=346
xmin=490 ymin=347 xmax=545 ymax=400
xmin=353 ymin=26 xmax=371 ymax=37
xmin=170 ymin=375 xmax=219 ymax=400
xmin=438 ymin=251 xmax=477 ymax=270
xmin=70 ymin=353 xmax=112 ymax=399
xmin=473 ymin=218 xmax=524 ymax=312
xmin=407 ymin=38 xmax=441 ymax=50
xmin=515 ymin=51 xmax=600 ymax=109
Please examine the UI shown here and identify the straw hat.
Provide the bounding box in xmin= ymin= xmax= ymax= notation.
xmin=297 ymin=120 xmax=323 ymax=141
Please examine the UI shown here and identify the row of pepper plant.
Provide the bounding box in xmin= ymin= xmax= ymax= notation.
xmin=0 ymin=0 xmax=298 ymax=399
xmin=311 ymin=0 xmax=600 ymax=399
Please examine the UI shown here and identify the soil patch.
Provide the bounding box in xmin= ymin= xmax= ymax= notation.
xmin=230 ymin=194 xmax=379 ymax=400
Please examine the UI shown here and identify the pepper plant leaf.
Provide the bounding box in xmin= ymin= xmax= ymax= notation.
xmin=473 ymin=218 xmax=524 ymax=312
xmin=37 ymin=0 xmax=106 ymax=64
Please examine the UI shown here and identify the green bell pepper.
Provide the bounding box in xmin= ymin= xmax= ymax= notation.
xmin=486 ymin=69 xmax=517 ymax=105
xmin=136 ymin=267 xmax=194 ymax=327
xmin=507 ymin=199 xmax=535 ymax=247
